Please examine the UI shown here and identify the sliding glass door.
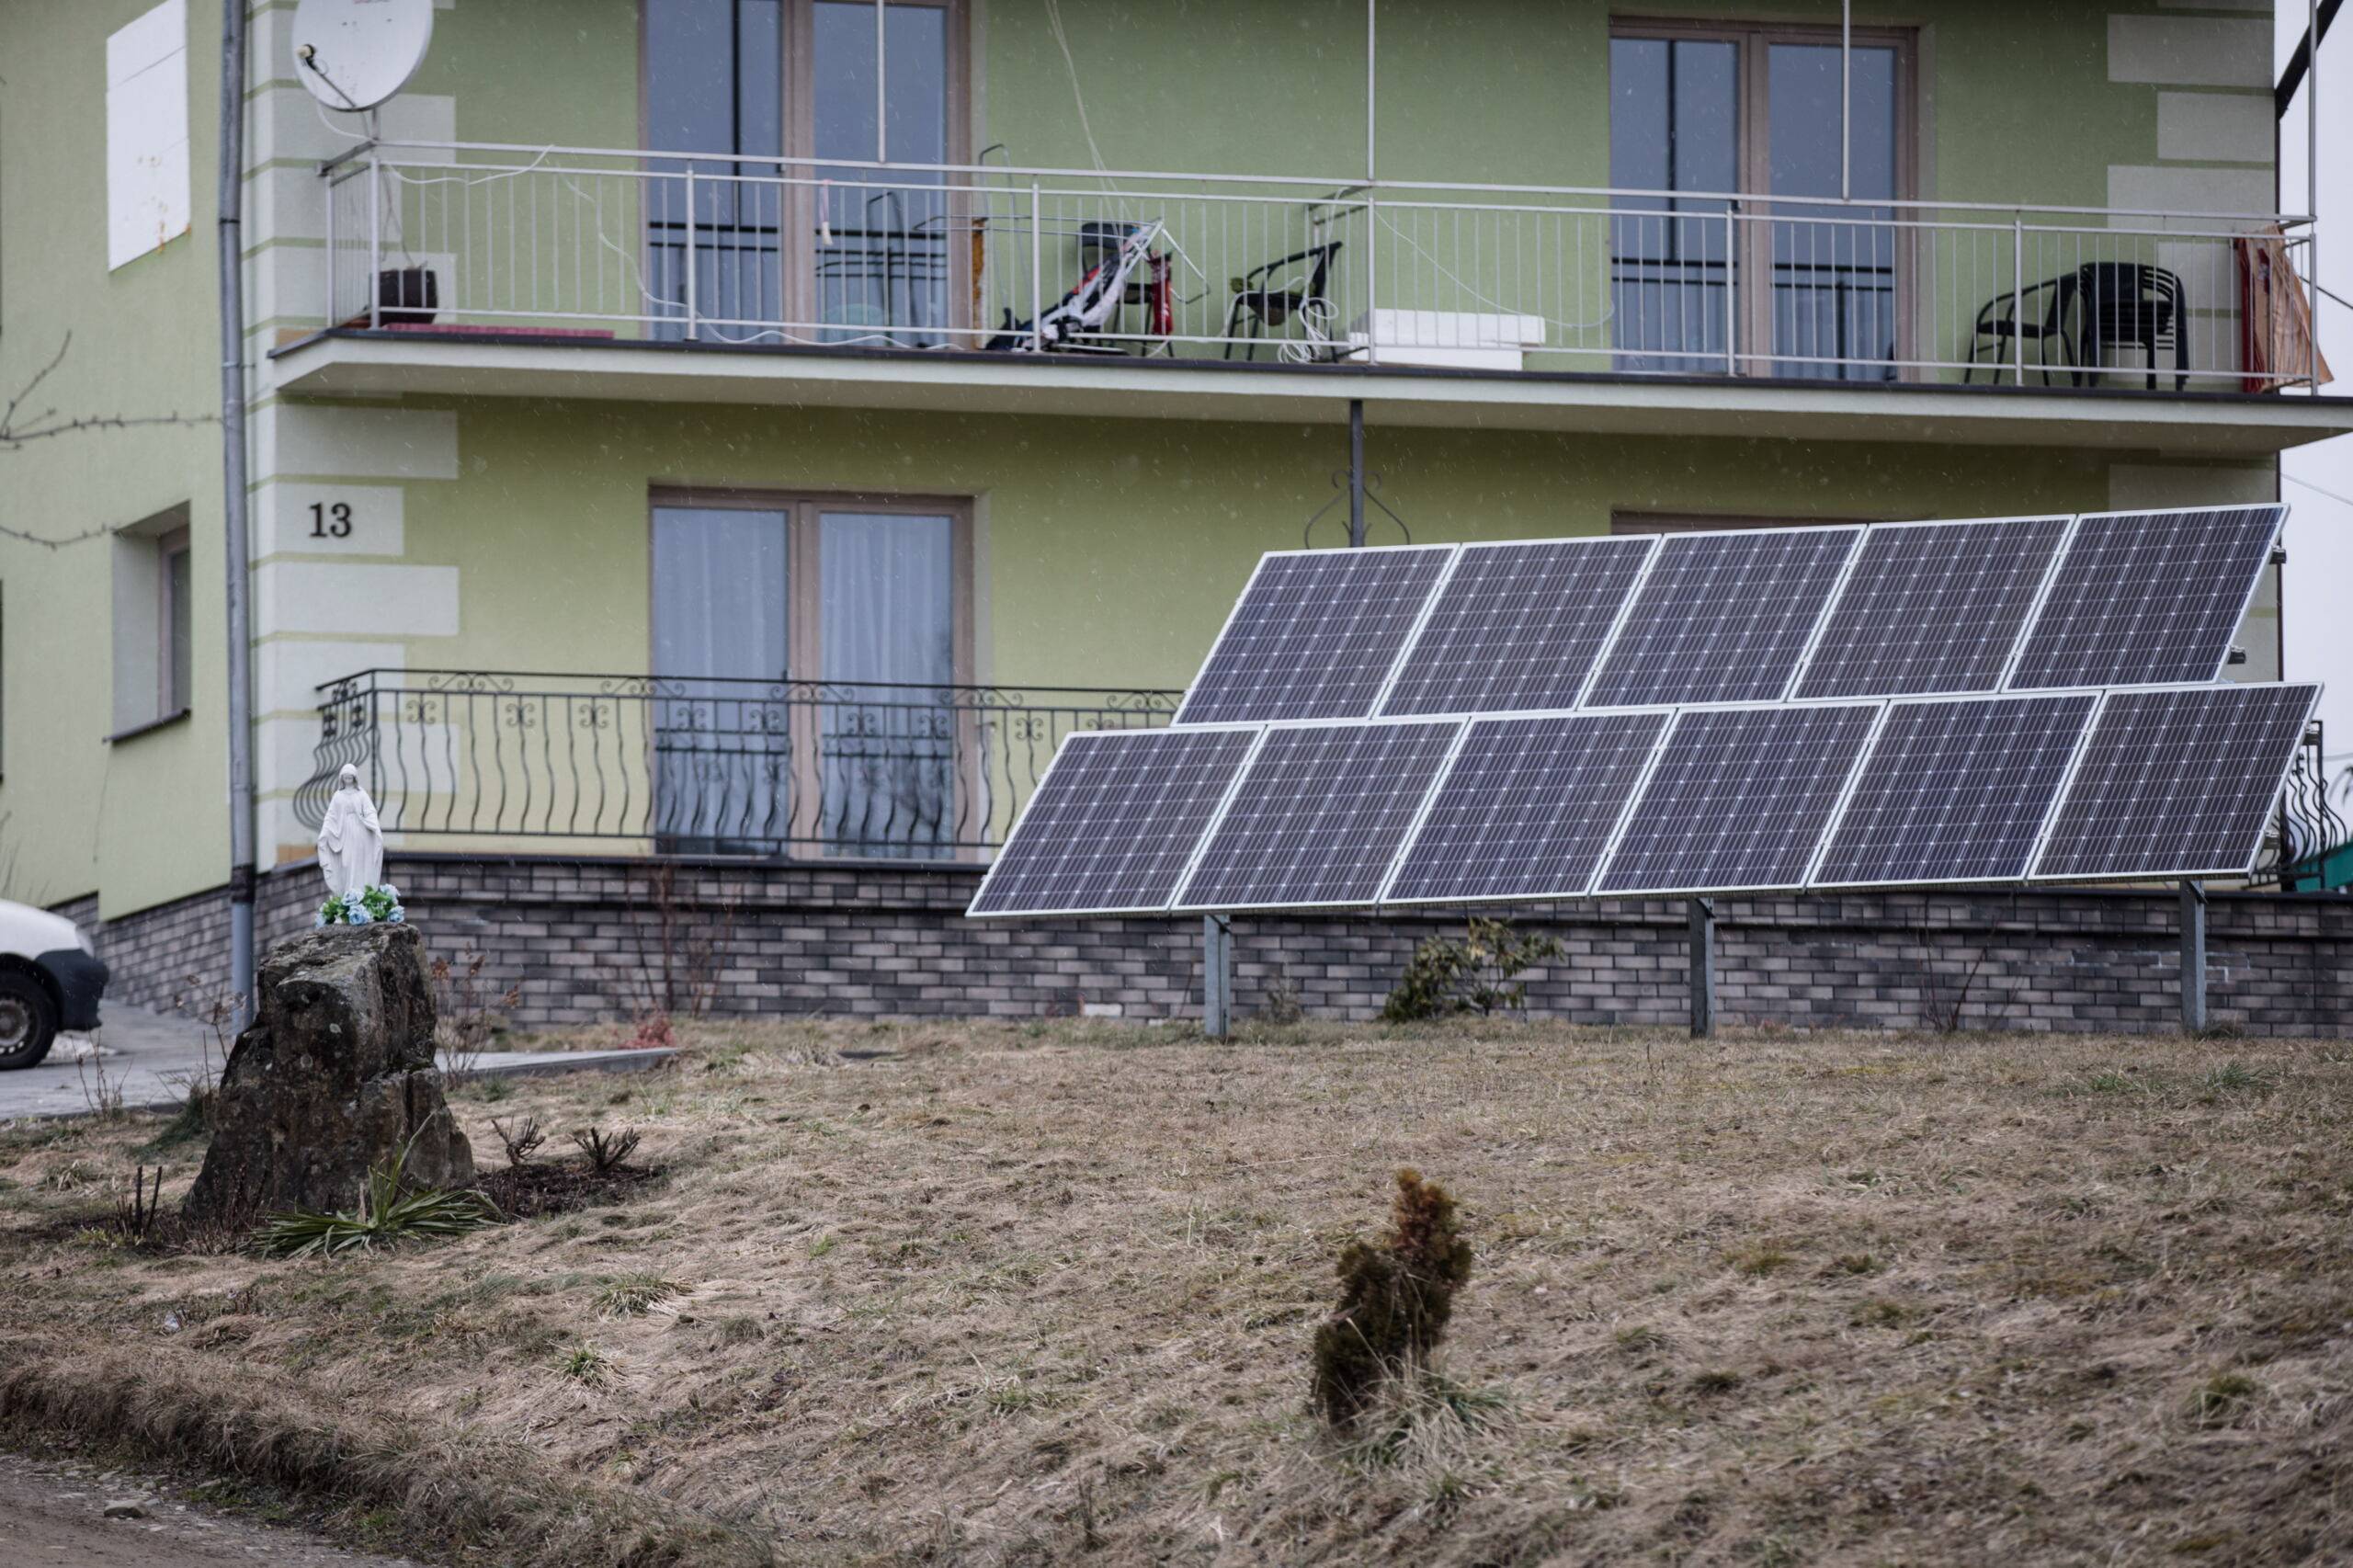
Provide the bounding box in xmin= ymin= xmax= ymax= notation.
xmin=644 ymin=0 xmax=963 ymax=345
xmin=651 ymin=493 xmax=970 ymax=857
xmin=1611 ymin=22 xmax=1909 ymax=379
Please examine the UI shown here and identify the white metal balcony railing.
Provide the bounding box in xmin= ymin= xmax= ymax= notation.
xmin=320 ymin=141 xmax=2328 ymax=392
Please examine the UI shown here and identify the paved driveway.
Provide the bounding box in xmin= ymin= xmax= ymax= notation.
xmin=0 ymin=1004 xmax=671 ymax=1121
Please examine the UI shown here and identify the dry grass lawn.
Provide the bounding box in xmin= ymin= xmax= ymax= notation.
xmin=3 ymin=1017 xmax=2350 ymax=1565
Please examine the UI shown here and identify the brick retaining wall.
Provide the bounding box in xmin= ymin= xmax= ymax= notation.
xmin=65 ymin=856 xmax=2353 ymax=1037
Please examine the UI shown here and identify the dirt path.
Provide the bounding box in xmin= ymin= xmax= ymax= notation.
xmin=0 ymin=1451 xmax=419 ymax=1567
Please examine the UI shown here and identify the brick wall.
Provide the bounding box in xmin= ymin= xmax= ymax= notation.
xmin=69 ymin=856 xmax=2353 ymax=1037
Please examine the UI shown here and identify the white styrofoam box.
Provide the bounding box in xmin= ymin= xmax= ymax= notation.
xmin=107 ymin=0 xmax=192 ymax=269
xmin=1347 ymin=309 xmax=1547 ymax=370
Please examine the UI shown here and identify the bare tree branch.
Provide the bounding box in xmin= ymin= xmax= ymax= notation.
xmin=0 ymin=334 xmax=220 ymax=547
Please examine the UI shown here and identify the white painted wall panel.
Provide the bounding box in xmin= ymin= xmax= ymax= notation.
xmin=106 ymin=0 xmax=191 ymax=270
xmin=2107 ymin=165 xmax=2276 ymax=222
xmin=2154 ymin=92 xmax=2276 ymax=164
xmin=259 ymin=404 xmax=460 ymax=480
xmin=2107 ymin=16 xmax=2269 ymax=88
xmin=256 ymin=562 xmax=460 ymax=637
xmin=256 ymin=639 xmax=407 ymax=717
xmin=256 ymin=481 xmax=408 ymax=558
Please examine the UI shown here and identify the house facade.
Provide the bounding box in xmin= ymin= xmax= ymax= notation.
xmin=3 ymin=0 xmax=2348 ymax=1029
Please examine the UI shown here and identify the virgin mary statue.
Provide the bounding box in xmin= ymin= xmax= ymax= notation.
xmin=317 ymin=765 xmax=385 ymax=898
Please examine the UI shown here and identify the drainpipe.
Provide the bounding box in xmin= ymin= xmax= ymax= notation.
xmin=220 ymin=0 xmax=256 ymax=1022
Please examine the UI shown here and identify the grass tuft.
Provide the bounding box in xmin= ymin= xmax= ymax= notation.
xmin=254 ymin=1148 xmax=500 ymax=1260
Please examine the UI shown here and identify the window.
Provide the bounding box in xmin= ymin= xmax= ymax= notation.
xmin=642 ymin=0 xmax=963 ymax=346
xmin=648 ymin=489 xmax=972 ymax=857
xmin=1610 ymin=19 xmax=1910 ymax=380
xmin=109 ymin=506 xmax=192 ymax=737
xmin=106 ymin=0 xmax=191 ymax=271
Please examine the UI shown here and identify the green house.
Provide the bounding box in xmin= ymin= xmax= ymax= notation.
xmin=1 ymin=0 xmax=2345 ymax=1020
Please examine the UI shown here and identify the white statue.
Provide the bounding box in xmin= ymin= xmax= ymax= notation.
xmin=316 ymin=765 xmax=385 ymax=899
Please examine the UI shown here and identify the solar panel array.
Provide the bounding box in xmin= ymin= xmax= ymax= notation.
xmin=971 ymin=506 xmax=2313 ymax=917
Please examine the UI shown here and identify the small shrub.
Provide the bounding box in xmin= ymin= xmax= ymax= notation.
xmin=1256 ymin=977 xmax=1304 ymax=1027
xmin=1382 ymin=919 xmax=1563 ymax=1022
xmin=489 ymin=1116 xmax=546 ymax=1168
xmin=596 ymin=1275 xmax=682 ymax=1319
xmin=571 ymin=1126 xmax=643 ymax=1175
xmin=255 ymin=1146 xmax=501 ymax=1259
xmin=2200 ymin=1062 xmax=2269 ymax=1095
xmin=1311 ymin=1168 xmax=1475 ymax=1427
xmin=2188 ymin=1371 xmax=2260 ymax=1427
xmin=556 ymin=1344 xmax=613 ymax=1384
xmin=629 ymin=1012 xmax=676 ymax=1051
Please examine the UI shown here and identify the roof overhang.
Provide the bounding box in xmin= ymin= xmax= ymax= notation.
xmin=267 ymin=332 xmax=2353 ymax=457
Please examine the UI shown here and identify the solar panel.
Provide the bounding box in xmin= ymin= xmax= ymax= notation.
xmin=966 ymin=727 xmax=1260 ymax=916
xmin=2006 ymin=506 xmax=2284 ymax=689
xmin=1383 ymin=711 xmax=1671 ymax=903
xmin=2032 ymin=682 xmax=2319 ymax=881
xmin=1792 ymin=516 xmax=2071 ymax=699
xmin=1174 ymin=722 xmax=1461 ymax=910
xmin=1377 ymin=538 xmax=1656 ymax=716
xmin=1812 ymin=693 xmax=2096 ymax=887
xmin=1595 ymin=703 xmax=1881 ymax=894
xmin=1172 ymin=546 xmax=1454 ymax=725
xmin=1585 ymin=527 xmax=1861 ymax=707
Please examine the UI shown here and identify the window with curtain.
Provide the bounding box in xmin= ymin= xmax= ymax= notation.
xmin=650 ymin=493 xmax=967 ymax=858
xmin=642 ymin=0 xmax=961 ymax=345
xmin=1610 ymin=22 xmax=1909 ymax=381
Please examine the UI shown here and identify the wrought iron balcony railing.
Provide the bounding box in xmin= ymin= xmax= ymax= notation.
xmin=319 ymin=140 xmax=2327 ymax=392
xmin=294 ymin=670 xmax=1180 ymax=859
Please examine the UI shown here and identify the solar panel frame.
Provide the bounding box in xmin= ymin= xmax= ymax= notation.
xmin=963 ymin=722 xmax=1265 ymax=918
xmin=1170 ymin=715 xmax=1469 ymax=914
xmin=1371 ymin=535 xmax=1660 ymax=719
xmin=1788 ymin=514 xmax=2077 ymax=700
xmin=1582 ymin=523 xmax=1867 ymax=709
xmin=2027 ymin=679 xmax=2324 ymax=883
xmin=1590 ymin=698 xmax=1888 ymax=896
xmin=1804 ymin=688 xmax=2102 ymax=891
xmin=2002 ymin=505 xmax=2288 ymax=691
xmin=1169 ymin=543 xmax=1460 ymax=726
xmin=1375 ymin=708 xmax=1677 ymax=906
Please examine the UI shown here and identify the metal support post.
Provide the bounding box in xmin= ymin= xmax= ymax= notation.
xmin=1030 ymin=181 xmax=1045 ymax=353
xmin=2179 ymin=881 xmax=2208 ymax=1033
xmin=1347 ymin=399 xmax=1367 ymax=547
xmin=1688 ymin=898 xmax=1716 ymax=1039
xmin=1202 ymin=915 xmax=1233 ymax=1039
xmin=682 ymin=169 xmax=699 ymax=339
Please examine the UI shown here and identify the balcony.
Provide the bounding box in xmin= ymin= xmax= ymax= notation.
xmin=293 ymin=670 xmax=1179 ymax=859
xmin=270 ymin=142 xmax=2353 ymax=454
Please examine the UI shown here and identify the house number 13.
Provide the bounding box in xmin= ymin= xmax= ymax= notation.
xmin=308 ymin=501 xmax=355 ymax=539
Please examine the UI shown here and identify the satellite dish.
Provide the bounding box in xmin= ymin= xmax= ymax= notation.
xmin=291 ymin=0 xmax=434 ymax=112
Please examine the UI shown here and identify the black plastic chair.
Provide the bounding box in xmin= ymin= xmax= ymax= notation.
xmin=1964 ymin=273 xmax=2078 ymax=385
xmin=1222 ymin=241 xmax=1343 ymax=361
xmin=2074 ymin=262 xmax=2186 ymax=391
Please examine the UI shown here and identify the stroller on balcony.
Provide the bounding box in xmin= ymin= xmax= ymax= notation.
xmin=986 ymin=220 xmax=1172 ymax=353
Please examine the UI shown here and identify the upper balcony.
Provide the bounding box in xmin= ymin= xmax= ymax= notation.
xmin=268 ymin=139 xmax=2352 ymax=456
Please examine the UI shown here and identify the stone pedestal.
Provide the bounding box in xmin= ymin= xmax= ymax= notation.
xmin=183 ymin=923 xmax=473 ymax=1225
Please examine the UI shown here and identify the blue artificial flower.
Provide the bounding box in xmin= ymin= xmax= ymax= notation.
xmin=388 ymin=908 xmax=406 ymax=923
xmin=347 ymin=905 xmax=373 ymax=926
xmin=314 ymin=914 xmax=329 ymax=928
xmin=378 ymin=884 xmax=400 ymax=901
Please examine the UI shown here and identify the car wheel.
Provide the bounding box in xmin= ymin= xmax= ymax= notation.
xmin=0 ymin=970 xmax=59 ymax=1070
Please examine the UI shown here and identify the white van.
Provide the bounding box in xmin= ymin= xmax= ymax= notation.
xmin=0 ymin=901 xmax=108 ymax=1070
